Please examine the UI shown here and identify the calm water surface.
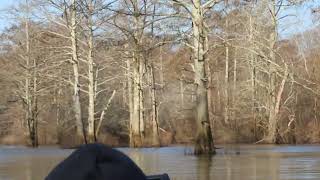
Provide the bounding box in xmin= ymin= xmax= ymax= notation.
xmin=0 ymin=145 xmax=320 ymax=180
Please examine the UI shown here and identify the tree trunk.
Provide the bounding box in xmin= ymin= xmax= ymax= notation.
xmin=233 ymin=47 xmax=238 ymax=137
xmin=192 ymin=0 xmax=215 ymax=154
xmin=25 ymin=9 xmax=32 ymax=146
xmin=150 ymin=64 xmax=160 ymax=146
xmin=24 ymin=1 xmax=38 ymax=147
xmin=70 ymin=0 xmax=86 ymax=144
xmin=180 ymin=75 xmax=184 ymax=109
xmin=31 ymin=52 xmax=39 ymax=147
xmin=127 ymin=56 xmax=134 ymax=145
xmin=139 ymin=55 xmax=145 ymax=140
xmin=130 ymin=51 xmax=144 ymax=147
xmin=129 ymin=0 xmax=145 ymax=147
xmin=248 ymin=13 xmax=257 ymax=141
xmin=87 ymin=0 xmax=95 ymax=143
xmin=266 ymin=66 xmax=288 ymax=143
xmin=96 ymin=91 xmax=116 ymax=138
xmin=265 ymin=0 xmax=284 ymax=143
xmin=224 ymin=44 xmax=229 ymax=125
xmin=159 ymin=46 xmax=164 ymax=88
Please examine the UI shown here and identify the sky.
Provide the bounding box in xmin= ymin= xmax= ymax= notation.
xmin=0 ymin=0 xmax=18 ymax=31
xmin=0 ymin=0 xmax=318 ymax=38
xmin=279 ymin=1 xmax=318 ymax=38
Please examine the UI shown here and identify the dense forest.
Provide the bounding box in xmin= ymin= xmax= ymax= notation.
xmin=0 ymin=0 xmax=319 ymax=154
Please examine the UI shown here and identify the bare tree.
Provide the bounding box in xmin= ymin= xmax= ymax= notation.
xmin=170 ymin=0 xmax=222 ymax=154
xmin=109 ymin=0 xmax=166 ymax=147
xmin=40 ymin=0 xmax=88 ymax=144
xmin=12 ymin=0 xmax=40 ymax=147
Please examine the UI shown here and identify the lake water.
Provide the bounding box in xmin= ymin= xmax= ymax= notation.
xmin=0 ymin=145 xmax=320 ymax=180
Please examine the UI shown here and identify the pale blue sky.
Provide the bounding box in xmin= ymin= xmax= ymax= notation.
xmin=0 ymin=0 xmax=318 ymax=38
xmin=0 ymin=0 xmax=18 ymax=31
xmin=279 ymin=1 xmax=318 ymax=38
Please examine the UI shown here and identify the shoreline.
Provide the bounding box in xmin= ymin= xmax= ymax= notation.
xmin=2 ymin=143 xmax=320 ymax=149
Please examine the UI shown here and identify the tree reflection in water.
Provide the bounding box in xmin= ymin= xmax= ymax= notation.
xmin=197 ymin=155 xmax=212 ymax=180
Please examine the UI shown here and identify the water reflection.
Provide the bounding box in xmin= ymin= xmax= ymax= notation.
xmin=1 ymin=145 xmax=320 ymax=180
xmin=0 ymin=146 xmax=72 ymax=180
xmin=197 ymin=155 xmax=212 ymax=180
xmin=268 ymin=154 xmax=280 ymax=180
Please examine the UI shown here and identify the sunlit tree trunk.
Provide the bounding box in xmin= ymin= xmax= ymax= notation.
xmin=248 ymin=12 xmax=257 ymax=140
xmin=96 ymin=91 xmax=116 ymax=138
xmin=70 ymin=0 xmax=85 ymax=144
xmin=192 ymin=0 xmax=215 ymax=154
xmin=24 ymin=0 xmax=38 ymax=147
xmin=129 ymin=0 xmax=146 ymax=147
xmin=180 ymin=75 xmax=184 ymax=109
xmin=131 ymin=50 xmax=144 ymax=147
xmin=86 ymin=0 xmax=95 ymax=143
xmin=31 ymin=51 xmax=39 ymax=147
xmin=224 ymin=44 xmax=229 ymax=125
xmin=265 ymin=0 xmax=278 ymax=143
xmin=265 ymin=0 xmax=288 ymax=143
xmin=149 ymin=64 xmax=160 ymax=146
